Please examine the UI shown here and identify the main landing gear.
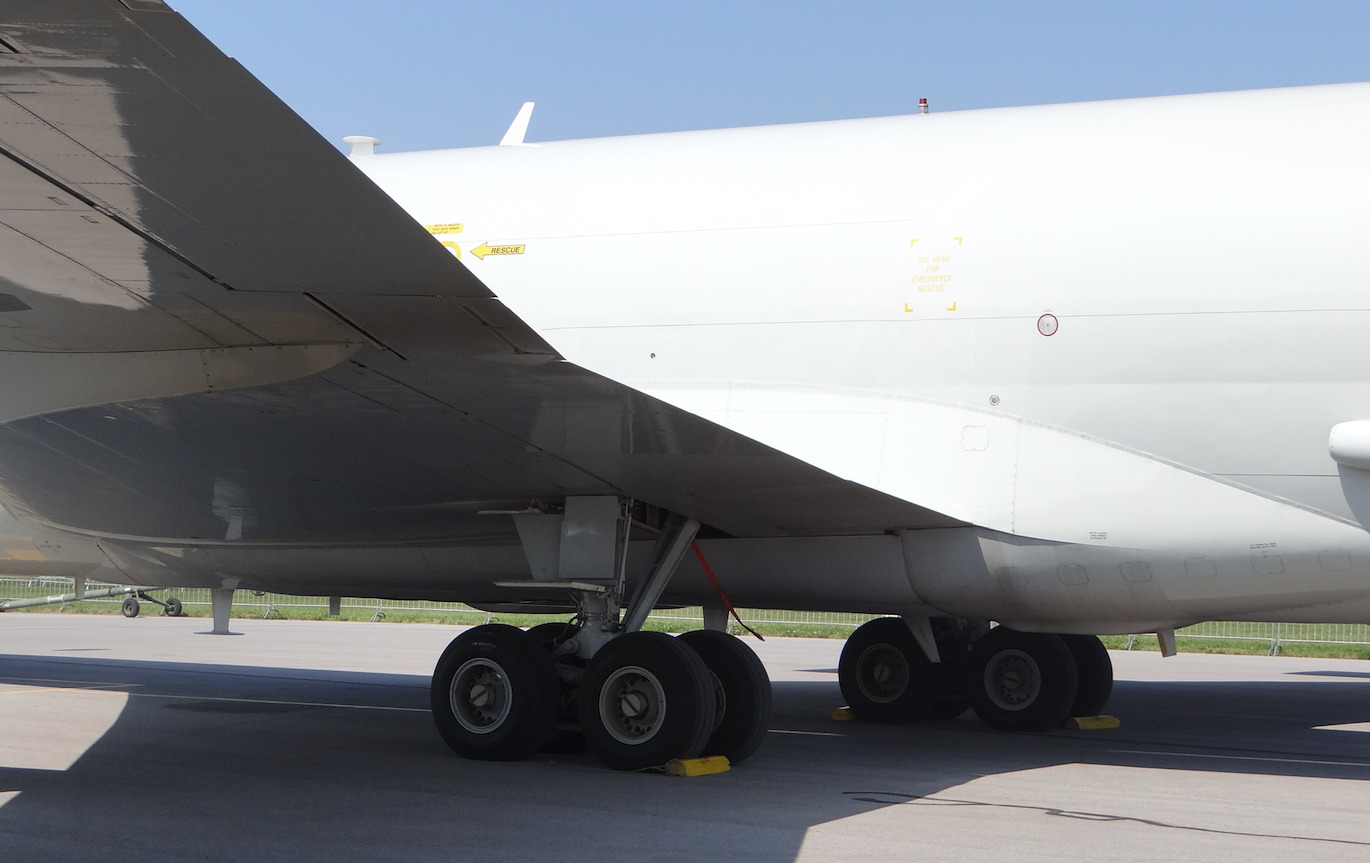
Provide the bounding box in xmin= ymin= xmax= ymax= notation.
xmin=431 ymin=503 xmax=773 ymax=771
xmin=838 ymin=617 xmax=1113 ymax=732
xmin=432 ymin=623 xmax=771 ymax=771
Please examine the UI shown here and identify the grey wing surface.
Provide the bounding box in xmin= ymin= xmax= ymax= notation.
xmin=0 ymin=1 xmax=958 ymax=574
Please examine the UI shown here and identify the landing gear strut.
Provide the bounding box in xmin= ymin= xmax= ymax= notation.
xmin=431 ymin=501 xmax=773 ymax=771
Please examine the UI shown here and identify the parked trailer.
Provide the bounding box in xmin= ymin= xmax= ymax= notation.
xmin=0 ymin=584 xmax=182 ymax=618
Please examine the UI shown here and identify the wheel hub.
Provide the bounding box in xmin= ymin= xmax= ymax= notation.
xmin=856 ymin=644 xmax=909 ymax=703
xmin=450 ymin=658 xmax=513 ymax=734
xmin=984 ymin=648 xmax=1041 ymax=711
xmin=621 ymin=691 xmax=648 ymax=718
xmin=468 ymin=683 xmax=493 ymax=709
xmin=600 ymin=665 xmax=665 ymax=745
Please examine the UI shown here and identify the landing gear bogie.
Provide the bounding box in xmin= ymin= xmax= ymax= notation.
xmin=833 ymin=619 xmax=1115 ymax=734
xmin=430 ymin=502 xmax=774 ymax=770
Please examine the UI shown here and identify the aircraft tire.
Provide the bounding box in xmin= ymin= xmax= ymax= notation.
xmin=431 ymin=624 xmax=558 ymax=761
xmin=928 ymin=697 xmax=971 ymax=720
xmin=164 ymin=597 xmax=184 ymax=617
xmin=525 ymin=620 xmax=581 ymax=651
xmin=579 ymin=631 xmax=715 ymax=771
xmin=121 ymin=597 xmax=139 ymax=618
xmin=678 ymin=629 xmax=772 ymax=764
xmin=1060 ymin=634 xmax=1113 ymax=718
xmin=838 ymin=617 xmax=944 ymax=723
xmin=525 ymin=621 xmax=587 ymax=754
xmin=966 ymin=627 xmax=1079 ymax=732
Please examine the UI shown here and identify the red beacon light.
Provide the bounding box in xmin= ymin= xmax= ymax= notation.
xmin=918 ymin=98 xmax=929 ymax=114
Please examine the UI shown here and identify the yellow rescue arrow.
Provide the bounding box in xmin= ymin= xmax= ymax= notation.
xmin=469 ymin=242 xmax=526 ymax=260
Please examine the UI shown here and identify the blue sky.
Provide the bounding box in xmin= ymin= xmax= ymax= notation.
xmin=172 ymin=1 xmax=1370 ymax=153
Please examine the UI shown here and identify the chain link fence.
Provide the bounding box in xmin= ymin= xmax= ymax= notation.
xmin=3 ymin=576 xmax=1368 ymax=652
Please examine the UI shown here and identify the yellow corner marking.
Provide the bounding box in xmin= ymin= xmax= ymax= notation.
xmin=1063 ymin=715 xmax=1121 ymax=730
xmin=954 ymin=236 xmax=963 ymax=245
xmin=666 ymin=755 xmax=731 ymax=777
xmin=425 ymin=223 xmax=465 ymax=235
xmin=831 ymin=706 xmax=856 ymax=721
xmin=440 ymin=241 xmax=461 ymax=260
xmin=469 ymin=243 xmax=526 ymax=260
xmin=4 ymin=549 xmax=45 ymax=561
xmin=903 ymin=303 xmax=914 ymax=313
xmin=909 ymin=238 xmax=920 ymax=247
xmin=946 ymin=301 xmax=957 ymax=311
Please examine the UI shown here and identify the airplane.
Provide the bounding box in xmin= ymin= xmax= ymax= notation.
xmin=2 ymin=0 xmax=1370 ymax=771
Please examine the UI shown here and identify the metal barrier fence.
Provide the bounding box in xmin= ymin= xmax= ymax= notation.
xmin=1165 ymin=620 xmax=1370 ymax=655
xmin=0 ymin=577 xmax=877 ymax=628
xmin=3 ymin=576 xmax=1368 ymax=652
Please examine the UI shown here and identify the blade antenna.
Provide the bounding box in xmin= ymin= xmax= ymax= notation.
xmin=499 ymin=102 xmax=535 ymax=146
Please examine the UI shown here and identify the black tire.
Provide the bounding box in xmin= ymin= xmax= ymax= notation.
xmin=431 ymin=624 xmax=558 ymax=761
xmin=678 ymin=629 xmax=772 ymax=764
xmin=838 ymin=617 xmax=944 ymax=722
xmin=966 ymin=627 xmax=1079 ymax=732
xmin=1060 ymin=634 xmax=1113 ymax=717
xmin=525 ymin=621 xmax=586 ymax=754
xmin=579 ymin=631 xmax=716 ymax=771
xmin=164 ymin=597 xmax=184 ymax=617
xmin=121 ymin=597 xmax=139 ymax=618
xmin=525 ymin=620 xmax=580 ymax=651
xmin=928 ymin=697 xmax=971 ymax=720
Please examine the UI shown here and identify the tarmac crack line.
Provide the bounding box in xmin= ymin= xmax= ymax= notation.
xmin=843 ymin=791 xmax=1370 ymax=847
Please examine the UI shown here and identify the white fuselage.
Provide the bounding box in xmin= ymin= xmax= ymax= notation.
xmin=353 ymin=82 xmax=1370 ymax=629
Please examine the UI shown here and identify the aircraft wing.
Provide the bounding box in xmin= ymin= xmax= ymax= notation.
xmin=0 ymin=0 xmax=959 ymax=542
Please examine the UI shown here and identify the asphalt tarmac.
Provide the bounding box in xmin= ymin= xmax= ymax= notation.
xmin=2 ymin=615 xmax=1370 ymax=862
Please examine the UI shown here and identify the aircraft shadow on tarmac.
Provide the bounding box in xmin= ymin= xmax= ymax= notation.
xmin=1 ymin=654 xmax=1369 ymax=862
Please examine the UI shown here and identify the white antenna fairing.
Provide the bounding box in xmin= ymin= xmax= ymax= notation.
xmin=343 ymin=135 xmax=382 ymax=157
xmin=500 ymin=102 xmax=536 ymax=146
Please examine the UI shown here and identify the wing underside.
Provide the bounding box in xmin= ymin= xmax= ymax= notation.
xmin=0 ymin=0 xmax=959 ymax=544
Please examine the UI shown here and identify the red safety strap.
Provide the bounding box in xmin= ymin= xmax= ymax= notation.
xmin=690 ymin=540 xmax=763 ymax=641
